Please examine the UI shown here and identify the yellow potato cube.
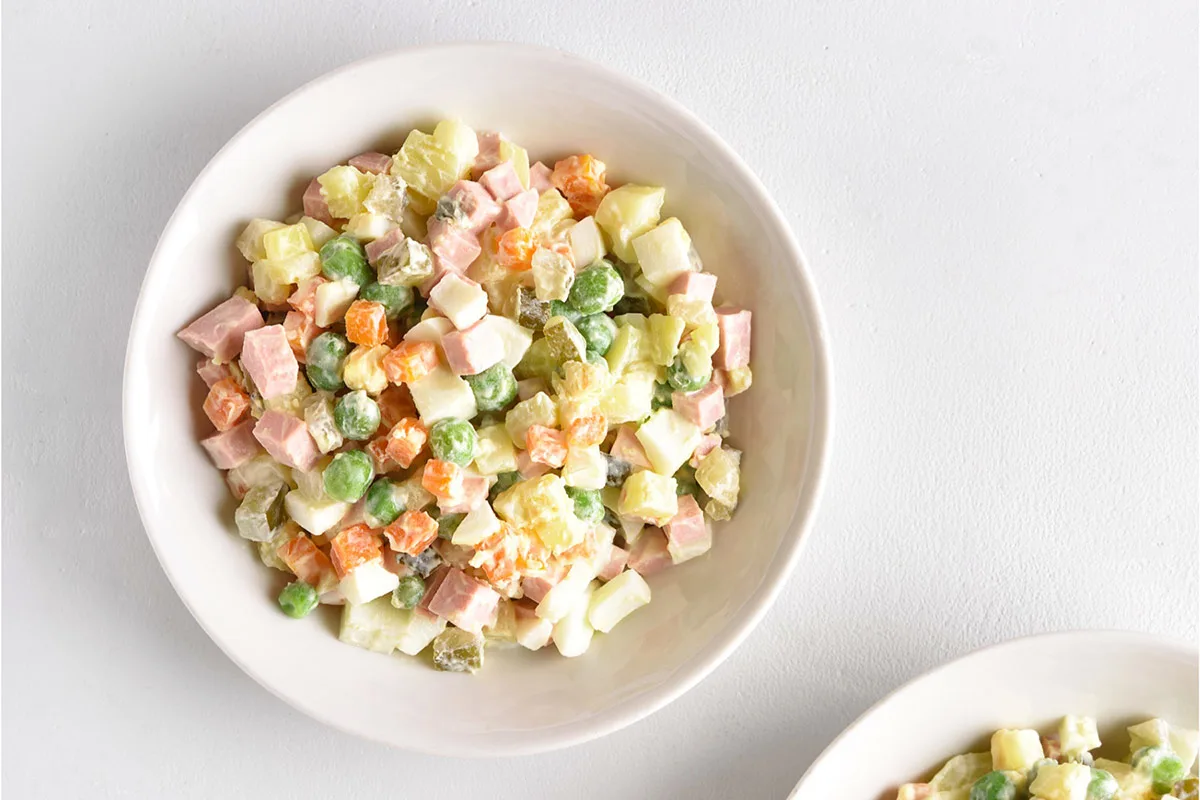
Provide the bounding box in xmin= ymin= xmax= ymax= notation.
xmin=262 ymin=223 xmax=315 ymax=261
xmin=317 ymin=165 xmax=371 ymax=219
xmin=342 ymin=345 xmax=390 ymax=395
xmin=1058 ymin=716 xmax=1101 ymax=757
xmin=618 ymin=470 xmax=678 ymax=524
xmin=636 ymin=409 xmax=701 ymax=477
xmin=505 ymin=392 xmax=559 ymax=449
xmin=666 ymin=294 xmax=718 ymax=330
xmin=530 ymin=189 xmax=574 ymax=239
xmin=594 ymin=184 xmax=666 ymax=263
xmin=498 ymin=138 xmax=530 ymax=189
xmin=1028 ymin=762 xmax=1090 ymax=800
xmin=992 ymin=729 xmax=1045 ymax=772
xmin=474 ymin=424 xmax=518 ymax=475
xmin=236 ymin=218 xmax=287 ymax=262
xmin=696 ymin=447 xmax=741 ymax=509
xmin=646 ymin=314 xmax=686 ymax=367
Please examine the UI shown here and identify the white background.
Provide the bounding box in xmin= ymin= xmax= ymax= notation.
xmin=4 ymin=2 xmax=1196 ymax=797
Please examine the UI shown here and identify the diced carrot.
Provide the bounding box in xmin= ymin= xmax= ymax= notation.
xmin=377 ymin=384 xmax=417 ymax=428
xmin=203 ymin=378 xmax=250 ymax=431
xmin=566 ymin=413 xmax=607 ymax=449
xmin=385 ymin=418 xmax=428 ymax=468
xmin=382 ymin=340 xmax=440 ymax=385
xmin=329 ymin=524 xmax=383 ymax=578
xmin=383 ymin=510 xmax=439 ymax=556
xmin=525 ymin=424 xmax=568 ymax=468
xmin=551 ymin=154 xmax=609 ymax=216
xmin=277 ymin=536 xmax=338 ymax=593
xmin=495 ymin=227 xmax=536 ymax=271
xmin=288 ymin=276 xmax=327 ymax=318
xmin=365 ymin=436 xmax=397 ymax=473
xmin=283 ymin=310 xmax=323 ymax=363
xmin=344 ymin=300 xmax=389 ymax=347
xmin=421 ymin=458 xmax=464 ymax=500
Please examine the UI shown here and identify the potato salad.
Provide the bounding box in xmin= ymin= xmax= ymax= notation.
xmin=177 ymin=120 xmax=753 ymax=672
xmin=897 ymin=717 xmax=1199 ymax=800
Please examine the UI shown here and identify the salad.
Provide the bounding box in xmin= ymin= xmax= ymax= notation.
xmin=177 ymin=119 xmax=753 ymax=672
xmin=897 ymin=716 xmax=1199 ymax=800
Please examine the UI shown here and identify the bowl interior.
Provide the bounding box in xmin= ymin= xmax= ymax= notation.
xmin=789 ymin=632 xmax=1200 ymax=799
xmin=124 ymin=44 xmax=830 ymax=755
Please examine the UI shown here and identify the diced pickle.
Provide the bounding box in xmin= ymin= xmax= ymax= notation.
xmin=513 ymin=337 xmax=558 ymax=383
xmin=696 ymin=447 xmax=740 ymax=510
xmin=604 ymin=454 xmax=633 ymax=487
xmin=303 ymin=392 xmax=344 ymax=453
xmin=516 ymin=286 xmax=550 ymax=329
xmin=704 ymin=499 xmax=733 ymax=521
xmin=235 ymin=482 xmax=288 ymax=542
xmin=399 ymin=547 xmax=443 ymax=578
xmin=376 ymin=239 xmax=435 ymax=287
xmin=542 ymin=316 xmax=587 ymax=364
xmin=432 ymin=627 xmax=485 ymax=673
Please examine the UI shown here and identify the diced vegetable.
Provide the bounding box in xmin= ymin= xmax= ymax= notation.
xmin=428 ymin=417 xmax=478 ymax=466
xmin=587 ymin=569 xmax=651 ymax=632
xmin=234 ymin=482 xmax=288 ymax=542
xmin=618 ymin=471 xmax=678 ymax=524
xmin=391 ymin=574 xmax=425 ymax=610
xmin=465 ymin=362 xmax=518 ymax=412
xmin=531 ymin=247 xmax=575 ymax=302
xmin=323 ymin=449 xmax=374 ymax=502
xmin=278 ymin=581 xmax=319 ymax=618
xmin=333 ymin=390 xmax=381 ymax=440
xmin=594 ymin=184 xmax=665 ymax=263
xmin=317 ymin=165 xmax=371 ymax=218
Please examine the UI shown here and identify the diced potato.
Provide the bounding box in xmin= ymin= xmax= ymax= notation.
xmin=314 ymin=278 xmax=360 ymax=327
xmin=477 ymin=315 xmax=534 ymax=368
xmin=530 ymin=190 xmax=574 ymax=240
xmin=531 ymin=248 xmax=575 ymax=302
xmin=285 ymin=491 xmax=351 ymax=536
xmin=992 ymin=729 xmax=1044 ymax=772
xmin=318 ymin=165 xmax=371 ymax=219
xmin=390 ymin=127 xmax=470 ymax=215
xmin=252 ymin=259 xmax=292 ymax=304
xmin=342 ymin=345 xmax=390 ymax=395
xmin=262 ymin=372 xmax=312 ymax=415
xmin=474 ymin=424 xmax=518 ymax=475
xmin=433 ymin=119 xmax=480 ymax=170
xmin=605 ymin=325 xmax=646 ymax=376
xmin=493 ymin=474 xmax=582 ymax=551
xmin=515 ymin=610 xmax=554 ymax=650
xmin=339 ymin=596 xmax=446 ymax=655
xmin=636 ymin=409 xmax=701 ymax=476
xmin=594 ymin=184 xmax=665 ymax=263
xmin=536 ymin=562 xmax=596 ymax=623
xmin=602 ymin=367 xmax=656 ymax=424
xmin=497 ymin=138 xmax=530 ymax=188
xmin=363 ymin=172 xmax=407 ymax=221
xmin=396 ymin=609 xmax=449 ymax=656
xmin=451 ymin=501 xmax=502 ymax=547
xmin=554 ymin=358 xmax=611 ymax=401
xmin=568 ymin=216 xmax=607 ymax=268
xmin=1171 ymin=726 xmax=1200 ymax=773
xmin=613 ymin=313 xmax=649 ymax=330
xmin=344 ymin=212 xmax=396 ymax=242
xmin=632 ymin=217 xmax=694 ymax=287
xmin=634 ymin=274 xmax=670 ymax=306
xmin=691 ymin=322 xmax=720 ymax=357
xmin=237 ymin=218 xmax=287 ymax=262
xmin=587 ymin=569 xmax=651 ymax=632
xmin=505 ymin=392 xmax=558 ymax=448
xmin=696 ymin=446 xmax=740 ymax=509
xmin=646 ymin=314 xmax=686 ymax=367
xmin=562 ymin=446 xmax=607 ymax=490
xmin=339 ymin=558 xmax=401 ymax=605
xmin=261 ymin=251 xmax=321 ymax=286
xmin=666 ymin=294 xmax=717 ymax=330
xmin=1129 ymin=719 xmax=1172 ymax=756
xmin=1028 ymin=762 xmax=1090 ymax=800
xmin=724 ymin=365 xmax=753 ymax=396
xmin=618 ymin=470 xmax=678 ymax=524
xmin=262 ymin=223 xmax=315 ymax=260
xmin=300 ymin=216 xmax=338 ymax=249
xmin=552 ymin=580 xmax=597 ymax=658
xmin=409 ymin=365 xmax=478 ymax=422
xmin=1058 ymin=716 xmax=1101 ymax=757
xmin=930 ymin=753 xmax=991 ymax=790
xmin=430 ymin=273 xmax=489 ymax=330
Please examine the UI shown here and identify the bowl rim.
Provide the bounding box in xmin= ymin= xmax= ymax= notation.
xmin=787 ymin=629 xmax=1200 ymax=798
xmin=122 ymin=41 xmax=834 ymax=756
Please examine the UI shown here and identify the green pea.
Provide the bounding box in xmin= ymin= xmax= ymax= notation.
xmin=391 ymin=574 xmax=426 ymax=610
xmin=576 ymin=313 xmax=617 ymax=356
xmin=428 ymin=418 xmax=477 ymax=466
xmin=666 ymin=352 xmax=710 ymax=392
xmin=567 ymin=262 xmax=624 ymax=315
xmin=363 ymin=477 xmax=405 ymax=528
xmin=323 ymin=449 xmax=374 ymax=502
xmin=1134 ymin=747 xmax=1186 ymax=795
xmin=651 ymin=381 xmax=674 ymax=410
xmin=565 ymin=486 xmax=604 ymax=523
xmin=489 ymin=471 xmax=521 ymax=501
xmin=360 ymin=282 xmax=413 ymax=320
xmin=465 ymin=362 xmax=518 ymax=412
xmin=548 ymin=300 xmax=583 ymax=325
xmin=319 ymin=235 xmax=373 ymax=285
xmin=437 ymin=513 xmax=465 ymax=540
xmin=278 ymin=581 xmax=319 ymax=618
xmin=305 ymin=331 xmax=351 ymax=391
xmin=1086 ymin=768 xmax=1118 ymax=800
xmin=968 ymin=772 xmax=1015 ymax=800
xmin=334 ymin=390 xmax=381 ymax=440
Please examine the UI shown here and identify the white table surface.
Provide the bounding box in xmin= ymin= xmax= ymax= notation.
xmin=4 ymin=1 xmax=1196 ymax=797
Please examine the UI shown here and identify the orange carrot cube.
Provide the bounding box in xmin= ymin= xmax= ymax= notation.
xmin=382 ymin=340 xmax=440 ymax=385
xmin=365 ymin=436 xmax=397 ymax=473
xmin=385 ymin=417 xmax=428 ymax=468
xmin=329 ymin=524 xmax=383 ymax=578
xmin=566 ymin=414 xmax=607 ymax=449
xmin=277 ymin=536 xmax=338 ymax=593
xmin=377 ymin=384 xmax=417 ymax=428
xmin=383 ymin=510 xmax=439 ymax=556
xmin=344 ymin=300 xmax=389 ymax=347
xmin=203 ymin=378 xmax=250 ymax=432
xmin=526 ymin=424 xmax=568 ymax=468
xmin=552 ymin=154 xmax=609 ymax=216
xmin=421 ymin=458 xmax=464 ymax=500
xmin=496 ymin=227 xmax=536 ymax=271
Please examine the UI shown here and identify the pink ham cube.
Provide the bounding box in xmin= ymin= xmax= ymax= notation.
xmin=664 ymin=495 xmax=711 ymax=565
xmin=253 ymin=410 xmax=319 ymax=471
xmin=598 ymin=546 xmax=630 ymax=582
xmin=529 ymin=161 xmax=554 ymax=193
xmin=288 ymin=276 xmax=326 ymax=318
xmin=672 ymin=382 xmax=725 ymax=431
xmin=419 ymin=565 xmax=451 ymax=611
xmin=516 ymin=448 xmax=552 ymax=480
xmin=178 ymin=295 xmax=264 ymax=362
xmin=627 ymin=528 xmax=673 ymax=577
xmin=714 ymin=307 xmax=752 ymax=370
xmin=446 ymin=180 xmax=501 ymax=234
xmin=365 ymin=227 xmax=405 ymax=266
xmin=609 ymin=424 xmax=652 ymax=470
xmin=425 ymin=568 xmax=500 ymax=634
xmin=347 ymin=151 xmax=392 ymax=174
xmin=521 ymin=562 xmax=566 ymax=604
xmin=479 ymin=161 xmax=524 ymax=201
xmin=437 ymin=476 xmax=490 ymax=514
xmin=303 ymin=177 xmax=334 ymax=226
xmin=496 ymin=188 xmax=538 ymax=231
xmin=473 ymin=131 xmax=503 ymax=177
xmin=196 ymin=359 xmax=230 ymax=388
xmin=240 ymin=325 xmax=299 ymax=400
xmin=689 ymin=432 xmax=722 ymax=468
xmin=429 ymin=223 xmax=482 ymax=274
xmin=441 ymin=321 xmax=504 ymax=376
xmin=668 ymin=271 xmax=718 ymax=303
xmin=200 ymin=420 xmax=260 ymax=469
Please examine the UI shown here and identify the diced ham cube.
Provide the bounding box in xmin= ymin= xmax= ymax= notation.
xmin=196 ymin=359 xmax=230 ymax=388
xmin=479 ymin=161 xmax=524 ymax=202
xmin=283 ymin=310 xmax=322 ymax=362
xmin=473 ymin=131 xmax=503 ymax=176
xmin=348 ymin=151 xmax=392 ymax=174
xmin=177 ymin=295 xmax=264 ymax=362
xmin=429 ymin=223 xmax=482 ymax=274
xmin=419 ymin=565 xmax=451 ymax=611
xmin=521 ymin=562 xmax=567 ymax=604
xmin=529 ymin=161 xmax=554 ymax=193
xmin=446 ymin=180 xmax=502 ymax=234
xmin=664 ymin=495 xmax=711 ymax=564
xmin=516 ymin=448 xmax=552 ymax=480
xmin=609 ymin=424 xmax=652 ymax=470
xmin=241 ymin=325 xmax=299 ymax=399
xmin=365 ymin=227 xmax=405 ymax=267
xmin=598 ymin=546 xmax=630 ymax=582
xmin=200 ymin=420 xmax=260 ymax=469
xmin=441 ymin=321 xmax=504 ymax=376
xmin=689 ymin=432 xmax=722 ymax=468
xmin=627 ymin=528 xmax=672 ymax=576
xmin=377 ymin=385 xmax=417 ymax=428
xmin=253 ymin=410 xmax=320 ymax=471
xmin=303 ymin=177 xmax=335 ymax=226
xmin=436 ymin=476 xmax=490 ymax=514
xmin=425 ymin=567 xmax=501 ymax=634
xmin=496 ymin=189 xmax=538 ymax=232
xmin=288 ymin=276 xmax=327 ymax=318
xmin=672 ymin=382 xmax=725 ymax=430
xmin=668 ymin=271 xmax=718 ymax=303
xmin=714 ymin=307 xmax=752 ymax=370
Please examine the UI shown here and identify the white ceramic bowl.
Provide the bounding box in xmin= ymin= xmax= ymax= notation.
xmin=789 ymin=631 xmax=1199 ymax=799
xmin=123 ymin=43 xmax=831 ymax=755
